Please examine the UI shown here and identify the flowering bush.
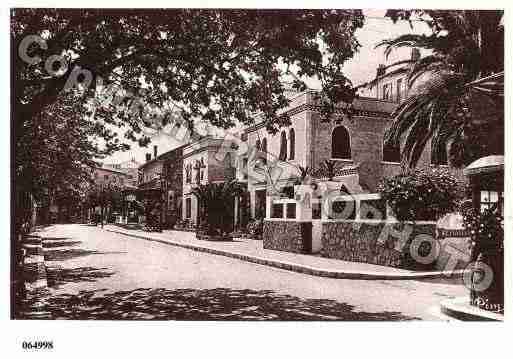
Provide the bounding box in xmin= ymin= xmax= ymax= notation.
xmin=379 ymin=168 xmax=461 ymax=221
xmin=462 ymin=205 xmax=504 ymax=255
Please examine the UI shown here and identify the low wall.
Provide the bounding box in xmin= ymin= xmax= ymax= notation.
xmin=320 ymin=221 xmax=437 ymax=270
xmin=263 ymin=220 xmax=312 ymax=254
xmin=435 ymin=236 xmax=472 ymax=271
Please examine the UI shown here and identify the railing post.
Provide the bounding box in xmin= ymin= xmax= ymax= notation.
xmin=355 ymin=198 xmax=361 ymax=221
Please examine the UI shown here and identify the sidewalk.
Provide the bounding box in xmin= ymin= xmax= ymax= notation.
xmin=104 ymin=225 xmax=469 ymax=280
xmin=440 ymin=297 xmax=504 ymax=321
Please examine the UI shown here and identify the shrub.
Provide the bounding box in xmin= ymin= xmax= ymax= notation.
xmin=462 ymin=204 xmax=504 ymax=256
xmin=192 ymin=181 xmax=243 ymax=236
xmin=379 ymin=168 xmax=461 ymax=221
xmin=462 ymin=204 xmax=504 ymax=312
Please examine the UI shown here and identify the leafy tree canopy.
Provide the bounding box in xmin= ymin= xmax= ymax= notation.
xmin=12 ymin=8 xmax=365 ymax=142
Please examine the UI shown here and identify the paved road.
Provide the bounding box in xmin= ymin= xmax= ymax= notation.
xmin=21 ymin=224 xmax=468 ymax=320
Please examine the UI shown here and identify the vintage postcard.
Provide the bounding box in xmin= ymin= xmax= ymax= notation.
xmin=4 ymin=1 xmax=509 ymax=357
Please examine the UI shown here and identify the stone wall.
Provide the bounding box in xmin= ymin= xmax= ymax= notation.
xmin=435 ymin=236 xmax=472 ymax=271
xmin=320 ymin=221 xmax=437 ymax=270
xmin=263 ymin=220 xmax=312 ymax=254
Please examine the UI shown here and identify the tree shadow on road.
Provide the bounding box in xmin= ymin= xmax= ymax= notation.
xmin=43 ymin=240 xmax=82 ymax=248
xmin=44 ymin=248 xmax=127 ymax=262
xmin=46 ymin=266 xmax=115 ymax=289
xmin=41 ymin=236 xmax=74 ymax=241
xmin=29 ymin=287 xmax=421 ymax=321
xmin=15 ymin=266 xmax=115 ymax=319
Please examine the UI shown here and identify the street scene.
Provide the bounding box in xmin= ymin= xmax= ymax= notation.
xmin=11 ymin=8 xmax=504 ymax=323
xmin=20 ymin=224 xmax=466 ymax=320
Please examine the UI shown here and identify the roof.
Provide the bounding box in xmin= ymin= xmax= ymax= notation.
xmin=92 ymin=166 xmax=128 ymax=176
xmin=464 ymin=155 xmax=504 ymax=176
xmin=138 ymin=144 xmax=187 ymax=170
xmin=357 ymin=65 xmax=410 ymax=89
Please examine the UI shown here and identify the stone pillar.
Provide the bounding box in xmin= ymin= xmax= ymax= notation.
xmin=265 ymin=195 xmax=272 ymax=219
xmin=294 ymin=185 xmax=313 ymax=221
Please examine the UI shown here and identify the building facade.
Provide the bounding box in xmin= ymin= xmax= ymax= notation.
xmin=182 ymin=137 xmax=236 ymax=224
xmin=137 ymin=145 xmax=185 ymax=228
xmin=92 ymin=166 xmax=130 ymax=188
xmin=239 ymin=85 xmax=464 ymax=222
xmin=358 ymin=48 xmax=421 ymax=102
xmin=103 ymin=158 xmax=141 ymax=187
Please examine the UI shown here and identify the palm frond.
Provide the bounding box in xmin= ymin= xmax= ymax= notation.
xmin=375 ymin=34 xmax=449 ymax=59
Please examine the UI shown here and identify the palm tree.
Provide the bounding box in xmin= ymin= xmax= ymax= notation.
xmin=378 ymin=10 xmax=504 ymax=168
xmin=294 ymin=165 xmax=311 ymax=185
xmin=321 ymin=160 xmax=338 ymax=181
xmin=191 ymin=181 xmax=244 ymax=236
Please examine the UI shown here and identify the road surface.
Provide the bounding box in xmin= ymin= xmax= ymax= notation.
xmin=20 ymin=224 xmax=468 ymax=320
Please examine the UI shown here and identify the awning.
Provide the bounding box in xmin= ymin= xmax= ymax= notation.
xmin=463 ymin=155 xmax=504 ymax=176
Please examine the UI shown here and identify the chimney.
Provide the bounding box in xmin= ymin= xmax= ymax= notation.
xmin=153 ymin=145 xmax=158 ymax=159
xmin=376 ymin=64 xmax=386 ymax=77
xmin=411 ymin=48 xmax=420 ymax=62
xmin=145 ymin=153 xmax=151 ymax=162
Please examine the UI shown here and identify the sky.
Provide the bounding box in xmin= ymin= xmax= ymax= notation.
xmin=103 ymin=9 xmax=432 ymax=165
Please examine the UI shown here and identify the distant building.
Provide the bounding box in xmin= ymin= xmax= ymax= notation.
xmin=138 ymin=145 xmax=185 ymax=228
xmin=358 ymin=48 xmax=421 ymax=103
xmin=92 ymin=166 xmax=130 ymax=187
xmin=103 ymin=158 xmax=141 ymax=187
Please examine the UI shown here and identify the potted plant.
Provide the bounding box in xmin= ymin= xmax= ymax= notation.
xmin=311 ymin=160 xmax=341 ymax=195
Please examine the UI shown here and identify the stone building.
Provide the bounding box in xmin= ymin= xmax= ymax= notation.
xmin=240 ymin=84 xmax=463 ymax=222
xmin=182 ymin=137 xmax=235 ymax=224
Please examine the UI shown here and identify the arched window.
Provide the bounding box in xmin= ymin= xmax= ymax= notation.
xmin=255 ymin=139 xmax=261 ymax=152
xmin=261 ymin=138 xmax=267 ymax=164
xmin=332 ymin=126 xmax=351 ymax=159
xmin=383 ymin=141 xmax=401 ymax=163
xmin=289 ymin=128 xmax=295 ymax=160
xmin=279 ymin=131 xmax=287 ymax=161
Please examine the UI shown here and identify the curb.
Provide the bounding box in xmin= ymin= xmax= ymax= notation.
xmin=440 ymin=297 xmax=504 ymax=321
xmin=105 ymin=228 xmax=470 ymax=280
xmin=21 ymin=236 xmax=48 ymax=291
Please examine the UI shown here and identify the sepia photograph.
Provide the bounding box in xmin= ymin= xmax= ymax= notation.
xmin=4 ymin=1 xmax=509 ymax=356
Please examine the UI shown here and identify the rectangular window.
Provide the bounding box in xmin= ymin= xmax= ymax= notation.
xmin=185 ymin=198 xmax=191 ymax=219
xmin=383 ymin=83 xmax=391 ymax=100
xmin=312 ymin=202 xmax=322 ymax=219
xmin=243 ymin=158 xmax=248 ymax=180
xmin=255 ymin=190 xmax=266 ymax=219
xmin=396 ymin=78 xmax=403 ymax=102
xmin=271 ymin=203 xmax=284 ymax=219
xmin=286 ymin=203 xmax=296 ymax=219
xmin=480 ymin=190 xmax=503 ymax=213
